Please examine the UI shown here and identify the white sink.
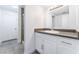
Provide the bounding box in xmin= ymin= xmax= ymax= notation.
xmin=42 ymin=30 xmax=60 ymax=34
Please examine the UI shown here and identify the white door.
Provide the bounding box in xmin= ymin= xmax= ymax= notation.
xmin=2 ymin=9 xmax=18 ymax=41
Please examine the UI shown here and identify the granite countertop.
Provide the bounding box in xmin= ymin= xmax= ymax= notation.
xmin=35 ymin=28 xmax=79 ymax=39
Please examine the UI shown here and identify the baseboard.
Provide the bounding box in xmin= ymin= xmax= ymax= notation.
xmin=2 ymin=39 xmax=17 ymax=43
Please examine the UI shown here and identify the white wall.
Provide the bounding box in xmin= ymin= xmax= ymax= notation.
xmin=74 ymin=6 xmax=79 ymax=30
xmin=68 ymin=5 xmax=79 ymax=30
xmin=24 ymin=5 xmax=45 ymax=53
xmin=68 ymin=6 xmax=76 ymax=29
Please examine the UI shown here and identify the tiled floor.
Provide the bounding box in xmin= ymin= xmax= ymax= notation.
xmin=0 ymin=39 xmax=24 ymax=54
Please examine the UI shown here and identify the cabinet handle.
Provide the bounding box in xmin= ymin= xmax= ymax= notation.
xmin=61 ymin=41 xmax=72 ymax=45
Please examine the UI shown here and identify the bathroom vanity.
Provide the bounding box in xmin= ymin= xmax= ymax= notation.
xmin=35 ymin=28 xmax=79 ymax=54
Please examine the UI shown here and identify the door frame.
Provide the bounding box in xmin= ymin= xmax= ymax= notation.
xmin=18 ymin=5 xmax=25 ymax=43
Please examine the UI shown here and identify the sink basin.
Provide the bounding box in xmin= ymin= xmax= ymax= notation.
xmin=41 ymin=30 xmax=60 ymax=34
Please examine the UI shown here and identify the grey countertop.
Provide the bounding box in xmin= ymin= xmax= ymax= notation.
xmin=35 ymin=29 xmax=79 ymax=39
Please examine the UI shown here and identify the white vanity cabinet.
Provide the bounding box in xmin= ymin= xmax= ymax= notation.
xmin=35 ymin=32 xmax=79 ymax=54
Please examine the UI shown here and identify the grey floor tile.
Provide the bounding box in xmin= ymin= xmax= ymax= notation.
xmin=0 ymin=40 xmax=24 ymax=54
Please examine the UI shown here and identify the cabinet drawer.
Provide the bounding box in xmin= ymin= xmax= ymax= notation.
xmin=57 ymin=36 xmax=75 ymax=45
xmin=35 ymin=32 xmax=57 ymax=42
xmin=35 ymin=32 xmax=46 ymax=39
xmin=41 ymin=34 xmax=57 ymax=42
xmin=56 ymin=36 xmax=77 ymax=54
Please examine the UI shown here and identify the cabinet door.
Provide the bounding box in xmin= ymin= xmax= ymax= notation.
xmin=35 ymin=33 xmax=44 ymax=54
xmin=44 ymin=40 xmax=56 ymax=54
xmin=57 ymin=37 xmax=75 ymax=54
xmin=44 ymin=35 xmax=57 ymax=54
